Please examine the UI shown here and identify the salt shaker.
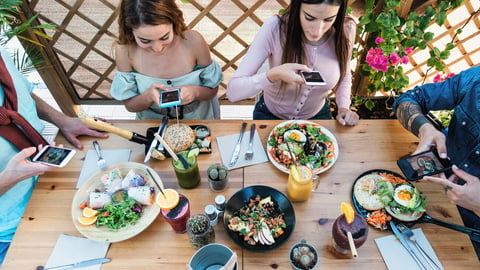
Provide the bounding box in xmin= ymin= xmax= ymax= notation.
xmin=215 ymin=195 xmax=225 ymax=218
xmin=204 ymin=204 xmax=218 ymax=226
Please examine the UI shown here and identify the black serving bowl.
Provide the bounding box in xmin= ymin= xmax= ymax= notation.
xmin=223 ymin=185 xmax=296 ymax=252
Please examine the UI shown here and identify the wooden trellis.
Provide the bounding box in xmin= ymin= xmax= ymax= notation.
xmin=18 ymin=0 xmax=480 ymax=116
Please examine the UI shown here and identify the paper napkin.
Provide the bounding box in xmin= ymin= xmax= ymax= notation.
xmin=375 ymin=228 xmax=444 ymax=270
xmin=77 ymin=149 xmax=131 ymax=188
xmin=216 ymin=130 xmax=268 ymax=170
xmin=44 ymin=234 xmax=110 ymax=270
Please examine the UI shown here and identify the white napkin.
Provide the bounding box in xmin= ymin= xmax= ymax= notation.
xmin=44 ymin=234 xmax=110 ymax=270
xmin=77 ymin=149 xmax=131 ymax=188
xmin=375 ymin=228 xmax=444 ymax=270
xmin=216 ymin=130 xmax=268 ymax=170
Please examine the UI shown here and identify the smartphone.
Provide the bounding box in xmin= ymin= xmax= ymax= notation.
xmin=160 ymin=88 xmax=181 ymax=108
xmin=32 ymin=145 xmax=76 ymax=167
xmin=300 ymin=71 xmax=326 ymax=86
xmin=397 ymin=148 xmax=452 ymax=181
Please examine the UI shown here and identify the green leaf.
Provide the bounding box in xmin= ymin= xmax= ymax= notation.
xmin=423 ymin=32 xmax=434 ymax=42
xmin=365 ymin=99 xmax=375 ymax=111
xmin=434 ymin=11 xmax=447 ymax=25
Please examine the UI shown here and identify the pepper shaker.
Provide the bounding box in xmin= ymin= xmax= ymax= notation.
xmin=215 ymin=195 xmax=226 ymax=218
xmin=204 ymin=204 xmax=218 ymax=226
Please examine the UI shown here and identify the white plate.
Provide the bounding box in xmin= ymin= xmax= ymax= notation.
xmin=266 ymin=120 xmax=339 ymax=174
xmin=72 ymin=162 xmax=161 ymax=242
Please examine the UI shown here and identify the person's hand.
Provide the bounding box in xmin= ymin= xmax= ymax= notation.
xmin=145 ymin=82 xmax=165 ymax=106
xmin=4 ymin=147 xmax=52 ymax=181
xmin=178 ymin=85 xmax=195 ymax=105
xmin=424 ymin=165 xmax=480 ymax=217
xmin=58 ymin=117 xmax=109 ymax=150
xmin=336 ymin=108 xmax=359 ymax=126
xmin=414 ymin=124 xmax=447 ymax=156
xmin=266 ymin=63 xmax=309 ymax=85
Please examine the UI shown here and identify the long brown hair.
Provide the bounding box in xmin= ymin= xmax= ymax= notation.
xmin=117 ymin=0 xmax=188 ymax=45
xmin=279 ymin=0 xmax=350 ymax=92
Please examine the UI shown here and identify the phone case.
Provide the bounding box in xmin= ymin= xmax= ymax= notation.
xmin=397 ymin=149 xmax=452 ymax=181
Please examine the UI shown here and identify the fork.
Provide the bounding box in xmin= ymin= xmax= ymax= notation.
xmin=397 ymin=223 xmax=441 ymax=270
xmin=245 ymin=123 xmax=256 ymax=160
xmin=93 ymin=140 xmax=107 ymax=170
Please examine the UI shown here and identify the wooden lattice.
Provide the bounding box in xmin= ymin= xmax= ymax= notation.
xmin=19 ymin=0 xmax=480 ymax=116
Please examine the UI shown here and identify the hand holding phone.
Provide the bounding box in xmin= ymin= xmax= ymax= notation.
xmin=32 ymin=145 xmax=76 ymax=167
xmin=300 ymin=71 xmax=326 ymax=86
xmin=397 ymin=148 xmax=452 ymax=181
xmin=160 ymin=88 xmax=181 ymax=108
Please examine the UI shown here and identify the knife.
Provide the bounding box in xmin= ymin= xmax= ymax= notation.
xmin=144 ymin=116 xmax=169 ymax=163
xmin=229 ymin=122 xmax=247 ymax=167
xmin=40 ymin=257 xmax=110 ymax=270
xmin=390 ymin=221 xmax=426 ymax=270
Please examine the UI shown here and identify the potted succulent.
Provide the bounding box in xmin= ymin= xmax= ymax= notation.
xmin=186 ymin=213 xmax=215 ymax=249
xmin=289 ymin=240 xmax=318 ymax=270
xmin=207 ymin=163 xmax=229 ymax=192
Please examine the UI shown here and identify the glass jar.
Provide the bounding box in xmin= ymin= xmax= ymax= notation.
xmin=287 ymin=165 xmax=313 ymax=202
xmin=186 ymin=213 xmax=215 ymax=249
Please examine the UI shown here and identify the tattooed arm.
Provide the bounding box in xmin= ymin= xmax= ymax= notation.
xmin=395 ymin=101 xmax=447 ymax=157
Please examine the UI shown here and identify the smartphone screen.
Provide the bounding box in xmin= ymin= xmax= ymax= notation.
xmin=32 ymin=145 xmax=76 ymax=167
xmin=397 ymin=148 xmax=452 ymax=181
xmin=160 ymin=88 xmax=181 ymax=108
xmin=301 ymin=71 xmax=326 ymax=86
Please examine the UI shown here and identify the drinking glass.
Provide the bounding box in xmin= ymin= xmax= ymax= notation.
xmin=161 ymin=194 xmax=190 ymax=233
xmin=172 ymin=154 xmax=201 ymax=189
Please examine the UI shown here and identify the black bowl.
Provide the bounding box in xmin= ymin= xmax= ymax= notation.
xmin=223 ymin=185 xmax=296 ymax=252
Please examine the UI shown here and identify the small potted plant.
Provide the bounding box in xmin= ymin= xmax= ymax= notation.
xmin=186 ymin=213 xmax=215 ymax=249
xmin=289 ymin=240 xmax=318 ymax=270
xmin=207 ymin=163 xmax=229 ymax=192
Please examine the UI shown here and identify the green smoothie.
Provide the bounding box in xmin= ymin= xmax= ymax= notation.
xmin=173 ymin=152 xmax=200 ymax=189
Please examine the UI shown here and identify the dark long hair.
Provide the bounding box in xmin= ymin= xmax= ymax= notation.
xmin=117 ymin=0 xmax=187 ymax=45
xmin=279 ymin=0 xmax=350 ymax=92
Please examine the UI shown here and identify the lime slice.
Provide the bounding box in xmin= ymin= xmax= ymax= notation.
xmin=188 ymin=148 xmax=200 ymax=158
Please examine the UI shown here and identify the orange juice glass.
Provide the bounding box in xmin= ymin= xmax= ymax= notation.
xmin=287 ymin=165 xmax=313 ymax=202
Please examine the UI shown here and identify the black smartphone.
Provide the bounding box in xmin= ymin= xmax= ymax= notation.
xmin=397 ymin=148 xmax=452 ymax=181
xmin=300 ymin=71 xmax=326 ymax=86
xmin=160 ymin=88 xmax=181 ymax=108
xmin=32 ymin=145 xmax=76 ymax=167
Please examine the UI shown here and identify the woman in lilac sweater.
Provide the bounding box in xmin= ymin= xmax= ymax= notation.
xmin=227 ymin=0 xmax=358 ymax=125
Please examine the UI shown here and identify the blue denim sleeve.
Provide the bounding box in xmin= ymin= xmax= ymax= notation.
xmin=393 ymin=67 xmax=477 ymax=116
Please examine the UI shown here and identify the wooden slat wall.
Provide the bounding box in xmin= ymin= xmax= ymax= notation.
xmin=20 ymin=0 xmax=480 ymax=116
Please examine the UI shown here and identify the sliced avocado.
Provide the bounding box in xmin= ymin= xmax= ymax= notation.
xmin=406 ymin=187 xmax=420 ymax=209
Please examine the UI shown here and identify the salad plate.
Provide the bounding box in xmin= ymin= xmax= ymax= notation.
xmin=266 ymin=120 xmax=338 ymax=174
xmin=223 ymin=185 xmax=295 ymax=252
xmin=72 ymin=162 xmax=161 ymax=242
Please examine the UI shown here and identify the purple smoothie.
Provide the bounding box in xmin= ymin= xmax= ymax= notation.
xmin=161 ymin=194 xmax=190 ymax=233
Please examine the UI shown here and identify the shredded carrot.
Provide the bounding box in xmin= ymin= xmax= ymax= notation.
xmin=379 ymin=172 xmax=408 ymax=184
xmin=366 ymin=209 xmax=392 ymax=230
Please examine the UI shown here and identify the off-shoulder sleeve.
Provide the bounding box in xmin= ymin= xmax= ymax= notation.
xmin=110 ymin=71 xmax=139 ymax=101
xmin=198 ymin=60 xmax=224 ymax=88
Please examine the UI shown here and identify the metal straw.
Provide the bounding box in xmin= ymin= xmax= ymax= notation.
xmin=146 ymin=167 xmax=166 ymax=198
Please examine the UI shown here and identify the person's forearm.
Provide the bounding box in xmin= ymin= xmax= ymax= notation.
xmin=0 ymin=170 xmax=20 ymax=195
xmin=188 ymin=85 xmax=218 ymax=101
xmin=32 ymin=94 xmax=69 ymax=127
xmin=395 ymin=101 xmax=430 ymax=137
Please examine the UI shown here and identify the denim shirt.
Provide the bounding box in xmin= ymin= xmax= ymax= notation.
xmin=393 ymin=66 xmax=480 ymax=177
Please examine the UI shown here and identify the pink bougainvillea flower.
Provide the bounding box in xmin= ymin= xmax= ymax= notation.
xmin=433 ymin=74 xmax=443 ymax=83
xmin=400 ymin=56 xmax=409 ymax=65
xmin=370 ymin=55 xmax=389 ymax=72
xmin=389 ymin=52 xmax=401 ymax=65
xmin=446 ymin=73 xmax=456 ymax=79
xmin=375 ymin=37 xmax=385 ymax=44
xmin=404 ymin=46 xmax=414 ymax=55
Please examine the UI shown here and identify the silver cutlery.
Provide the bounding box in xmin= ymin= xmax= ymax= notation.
xmin=245 ymin=124 xmax=256 ymax=160
xmin=229 ymin=122 xmax=247 ymax=167
xmin=92 ymin=140 xmax=107 ymax=170
xmin=37 ymin=257 xmax=110 ymax=270
xmin=390 ymin=221 xmax=427 ymax=270
xmin=397 ymin=223 xmax=441 ymax=270
xmin=144 ymin=116 xmax=168 ymax=163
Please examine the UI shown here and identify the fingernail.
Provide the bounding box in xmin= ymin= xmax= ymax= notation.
xmin=440 ymin=153 xmax=447 ymax=159
xmin=452 ymin=164 xmax=458 ymax=169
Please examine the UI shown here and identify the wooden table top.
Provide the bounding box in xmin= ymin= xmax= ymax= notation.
xmin=3 ymin=119 xmax=479 ymax=269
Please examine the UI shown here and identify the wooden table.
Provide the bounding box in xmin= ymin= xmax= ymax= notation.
xmin=3 ymin=120 xmax=479 ymax=269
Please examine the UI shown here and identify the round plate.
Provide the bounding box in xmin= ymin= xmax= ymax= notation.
xmin=72 ymin=162 xmax=161 ymax=242
xmin=351 ymin=169 xmax=420 ymax=231
xmin=266 ymin=120 xmax=339 ymax=174
xmin=223 ymin=185 xmax=295 ymax=252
